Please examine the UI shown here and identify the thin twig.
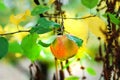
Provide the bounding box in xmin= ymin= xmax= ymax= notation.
xmin=0 ymin=15 xmax=96 ymax=36
xmin=55 ymin=58 xmax=59 ymax=80
xmin=0 ymin=30 xmax=30 ymax=36
xmin=44 ymin=15 xmax=96 ymax=20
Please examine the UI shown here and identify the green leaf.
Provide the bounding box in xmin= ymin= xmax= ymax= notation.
xmin=38 ymin=33 xmax=57 ymax=47
xmin=86 ymin=67 xmax=96 ymax=75
xmin=108 ymin=13 xmax=120 ymax=25
xmin=21 ymin=33 xmax=41 ymax=61
xmin=0 ymin=2 xmax=7 ymax=11
xmin=103 ymin=13 xmax=120 ymax=25
xmin=65 ymin=76 xmax=79 ymax=80
xmin=0 ymin=37 xmax=8 ymax=59
xmin=30 ymin=26 xmax=52 ymax=34
xmin=8 ymin=41 xmax=23 ymax=53
xmin=30 ymin=18 xmax=60 ymax=34
xmin=38 ymin=47 xmax=54 ymax=62
xmin=37 ymin=18 xmax=60 ymax=28
xmin=31 ymin=5 xmax=49 ymax=16
xmin=81 ymin=0 xmax=99 ymax=9
xmin=38 ymin=40 xmax=51 ymax=47
xmin=66 ymin=34 xmax=83 ymax=47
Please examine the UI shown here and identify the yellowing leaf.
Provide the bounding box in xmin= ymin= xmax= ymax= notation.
xmin=10 ymin=14 xmax=22 ymax=25
xmin=76 ymin=46 xmax=87 ymax=58
xmin=118 ymin=37 xmax=120 ymax=44
xmin=48 ymin=0 xmax=55 ymax=4
xmin=115 ymin=1 xmax=120 ymax=11
xmin=13 ymin=31 xmax=29 ymax=42
xmin=4 ymin=24 xmax=29 ymax=41
xmin=83 ymin=16 xmax=106 ymax=40
xmin=4 ymin=24 xmax=19 ymax=32
xmin=10 ymin=10 xmax=31 ymax=25
xmin=25 ymin=9 xmax=31 ymax=16
xmin=0 ymin=25 xmax=4 ymax=34
xmin=64 ymin=19 xmax=88 ymax=46
xmin=15 ymin=53 xmax=22 ymax=58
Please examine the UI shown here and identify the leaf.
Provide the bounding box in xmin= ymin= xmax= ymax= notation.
xmin=31 ymin=5 xmax=49 ymax=16
xmin=10 ymin=10 xmax=31 ymax=25
xmin=21 ymin=33 xmax=41 ymax=61
xmin=86 ymin=67 xmax=96 ymax=75
xmin=38 ymin=40 xmax=51 ymax=47
xmin=81 ymin=0 xmax=99 ymax=9
xmin=0 ymin=37 xmax=8 ymax=59
xmin=48 ymin=0 xmax=55 ymax=4
xmin=65 ymin=76 xmax=79 ymax=80
xmin=66 ymin=34 xmax=83 ymax=47
xmin=30 ymin=26 xmax=52 ymax=34
xmin=38 ymin=33 xmax=56 ymax=47
xmin=108 ymin=13 xmax=120 ymax=25
xmin=37 ymin=18 xmax=60 ymax=28
xmin=30 ymin=18 xmax=60 ymax=34
xmin=8 ymin=41 xmax=23 ymax=53
xmin=103 ymin=13 xmax=120 ymax=25
xmin=0 ymin=2 xmax=7 ymax=11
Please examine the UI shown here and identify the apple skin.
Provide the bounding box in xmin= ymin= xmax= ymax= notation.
xmin=50 ymin=35 xmax=79 ymax=60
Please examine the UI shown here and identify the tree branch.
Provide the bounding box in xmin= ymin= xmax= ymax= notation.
xmin=0 ymin=15 xmax=96 ymax=36
xmin=44 ymin=15 xmax=96 ymax=19
xmin=0 ymin=30 xmax=30 ymax=36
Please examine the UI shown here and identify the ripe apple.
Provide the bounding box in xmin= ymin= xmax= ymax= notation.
xmin=50 ymin=35 xmax=79 ymax=60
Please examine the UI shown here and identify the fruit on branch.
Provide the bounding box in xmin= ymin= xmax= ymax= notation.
xmin=50 ymin=35 xmax=79 ymax=60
